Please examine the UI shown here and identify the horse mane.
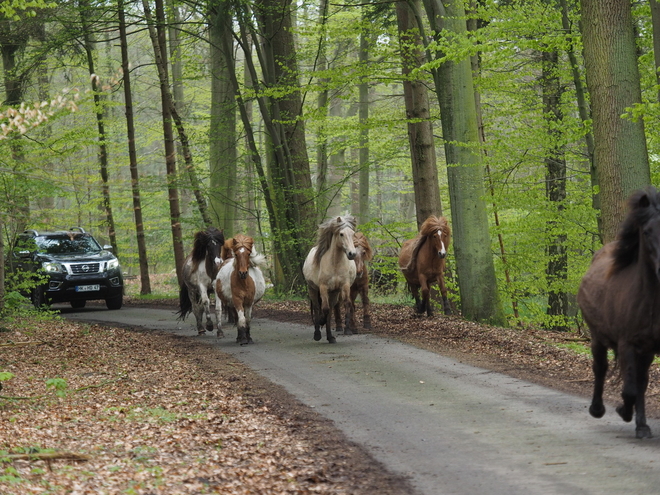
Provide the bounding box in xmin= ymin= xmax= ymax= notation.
xmin=313 ymin=215 xmax=357 ymax=267
xmin=191 ymin=227 xmax=224 ymax=272
xmin=249 ymin=251 xmax=267 ymax=268
xmin=404 ymin=216 xmax=451 ymax=272
xmin=232 ymin=233 xmax=254 ymax=253
xmin=611 ymin=186 xmax=660 ymax=273
xmin=354 ymin=232 xmax=373 ymax=261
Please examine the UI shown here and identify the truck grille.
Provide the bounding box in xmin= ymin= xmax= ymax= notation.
xmin=70 ymin=263 xmax=101 ymax=274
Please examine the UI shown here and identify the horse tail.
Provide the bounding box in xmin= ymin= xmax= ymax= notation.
xmin=250 ymin=252 xmax=267 ymax=267
xmin=177 ymin=284 xmax=192 ymax=320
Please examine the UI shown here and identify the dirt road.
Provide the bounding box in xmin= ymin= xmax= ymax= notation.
xmin=63 ymin=306 xmax=660 ymax=495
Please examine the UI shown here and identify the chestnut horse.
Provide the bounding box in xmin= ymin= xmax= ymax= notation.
xmin=398 ymin=216 xmax=451 ymax=316
xmin=177 ymin=227 xmax=224 ymax=334
xmin=303 ymin=216 xmax=357 ymax=343
xmin=333 ymin=231 xmax=374 ymax=332
xmin=578 ymin=187 xmax=660 ymax=439
xmin=215 ymin=234 xmax=266 ymax=344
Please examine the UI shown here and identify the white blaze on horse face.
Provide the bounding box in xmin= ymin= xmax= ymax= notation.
xmin=239 ymin=247 xmax=246 ymax=254
xmin=438 ymin=230 xmax=446 ymax=257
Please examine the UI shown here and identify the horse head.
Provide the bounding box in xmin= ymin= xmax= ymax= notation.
xmin=232 ymin=234 xmax=254 ymax=280
xmin=419 ymin=216 xmax=451 ymax=260
xmin=353 ymin=232 xmax=373 ymax=278
xmin=338 ymin=220 xmax=357 ymax=261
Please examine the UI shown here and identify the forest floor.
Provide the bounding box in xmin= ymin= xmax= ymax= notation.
xmin=2 ymin=288 xmax=659 ymax=494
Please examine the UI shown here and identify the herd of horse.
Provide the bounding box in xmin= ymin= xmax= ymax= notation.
xmin=176 ymin=186 xmax=660 ymax=439
xmin=177 ymin=213 xmax=453 ymax=346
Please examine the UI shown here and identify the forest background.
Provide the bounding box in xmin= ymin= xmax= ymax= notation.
xmin=0 ymin=0 xmax=655 ymax=331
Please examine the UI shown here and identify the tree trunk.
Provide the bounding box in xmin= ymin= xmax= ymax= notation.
xmin=580 ymin=0 xmax=650 ymax=242
xmin=358 ymin=16 xmax=370 ymax=226
xmin=396 ymin=0 xmax=443 ymax=227
xmin=422 ymin=0 xmax=504 ymax=324
xmin=251 ymin=0 xmax=317 ymax=290
xmin=141 ymin=0 xmax=186 ymax=283
xmin=209 ymin=0 xmax=237 ymax=235
xmin=119 ymin=0 xmax=151 ymax=294
xmin=79 ymin=0 xmax=118 ymax=254
xmin=541 ymin=48 xmax=569 ymax=331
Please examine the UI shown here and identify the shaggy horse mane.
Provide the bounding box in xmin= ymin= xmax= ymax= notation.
xmin=354 ymin=232 xmax=374 ymax=261
xmin=612 ymin=186 xmax=660 ymax=274
xmin=313 ymin=215 xmax=357 ymax=267
xmin=191 ymin=227 xmax=224 ymax=273
xmin=404 ymin=216 xmax=451 ymax=272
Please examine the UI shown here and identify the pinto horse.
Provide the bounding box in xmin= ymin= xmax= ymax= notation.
xmin=303 ymin=216 xmax=357 ymax=343
xmin=578 ymin=187 xmax=660 ymax=439
xmin=215 ymin=234 xmax=266 ymax=344
xmin=398 ymin=216 xmax=451 ymax=316
xmin=333 ymin=231 xmax=374 ymax=332
xmin=177 ymin=227 xmax=224 ymax=334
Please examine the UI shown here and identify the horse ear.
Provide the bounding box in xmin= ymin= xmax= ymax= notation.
xmin=639 ymin=193 xmax=651 ymax=208
xmin=336 ymin=216 xmax=342 ymax=223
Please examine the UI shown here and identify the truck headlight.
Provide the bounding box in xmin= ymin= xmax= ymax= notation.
xmin=106 ymin=258 xmax=120 ymax=270
xmin=42 ymin=262 xmax=65 ymax=273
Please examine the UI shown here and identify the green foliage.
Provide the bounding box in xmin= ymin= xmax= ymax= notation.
xmin=45 ymin=378 xmax=68 ymax=398
xmin=0 ymin=372 xmax=15 ymax=383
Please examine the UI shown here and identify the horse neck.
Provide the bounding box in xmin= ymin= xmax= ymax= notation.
xmin=330 ymin=236 xmax=350 ymax=266
xmin=638 ymin=236 xmax=660 ymax=293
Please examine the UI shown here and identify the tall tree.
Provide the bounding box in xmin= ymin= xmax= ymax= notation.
xmin=142 ymin=0 xmax=186 ymax=283
xmin=357 ymin=14 xmax=370 ymax=226
xmin=540 ymin=46 xmax=568 ymax=331
xmin=208 ymin=0 xmax=237 ymax=235
xmin=118 ymin=0 xmax=151 ymax=295
xmin=580 ymin=0 xmax=650 ymax=242
xmin=79 ymin=0 xmax=118 ymax=253
xmin=422 ymin=0 xmax=504 ymax=323
xmin=396 ymin=0 xmax=443 ymax=227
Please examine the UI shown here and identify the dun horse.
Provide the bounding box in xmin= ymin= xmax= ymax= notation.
xmin=333 ymin=231 xmax=374 ymax=332
xmin=303 ymin=216 xmax=357 ymax=343
xmin=578 ymin=187 xmax=660 ymax=439
xmin=215 ymin=234 xmax=266 ymax=344
xmin=177 ymin=227 xmax=225 ymax=334
xmin=398 ymin=216 xmax=451 ymax=316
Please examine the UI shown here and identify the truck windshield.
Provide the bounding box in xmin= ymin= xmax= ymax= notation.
xmin=35 ymin=235 xmax=102 ymax=255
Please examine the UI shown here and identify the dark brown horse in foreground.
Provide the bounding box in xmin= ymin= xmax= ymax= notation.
xmin=398 ymin=216 xmax=451 ymax=316
xmin=333 ymin=231 xmax=374 ymax=333
xmin=578 ymin=187 xmax=660 ymax=439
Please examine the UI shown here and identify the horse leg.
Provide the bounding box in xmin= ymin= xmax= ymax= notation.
xmin=191 ymin=291 xmax=205 ymax=335
xmin=309 ymin=286 xmax=323 ymax=341
xmin=333 ymin=302 xmax=343 ymax=335
xmin=420 ymin=277 xmax=433 ymax=317
xmin=589 ymin=340 xmax=608 ymax=418
xmin=198 ymin=287 xmax=214 ymax=333
xmin=616 ymin=343 xmax=636 ymax=423
xmin=234 ymin=296 xmax=249 ymax=345
xmin=634 ymin=352 xmax=654 ymax=439
xmin=214 ymin=291 xmax=224 ymax=338
xmin=318 ymin=285 xmax=331 ymax=327
xmin=347 ymin=284 xmax=358 ymax=333
xmin=341 ymin=285 xmax=354 ymax=336
xmin=410 ymin=285 xmax=424 ymax=314
xmin=361 ymin=286 xmax=371 ymax=330
xmin=438 ymin=270 xmax=451 ymax=315
xmin=245 ymin=305 xmax=254 ymax=344
xmin=326 ymin=291 xmax=338 ymax=343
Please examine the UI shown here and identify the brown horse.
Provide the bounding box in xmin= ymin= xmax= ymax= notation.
xmin=177 ymin=227 xmax=224 ymax=334
xmin=578 ymin=187 xmax=660 ymax=439
xmin=303 ymin=216 xmax=357 ymax=343
xmin=215 ymin=234 xmax=266 ymax=344
xmin=398 ymin=216 xmax=451 ymax=316
xmin=333 ymin=232 xmax=374 ymax=332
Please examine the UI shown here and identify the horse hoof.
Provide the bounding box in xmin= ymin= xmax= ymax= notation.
xmin=616 ymin=404 xmax=634 ymax=423
xmin=589 ymin=404 xmax=606 ymax=418
xmin=198 ymin=330 xmax=206 ymax=335
xmin=328 ymin=336 xmax=337 ymax=344
xmin=217 ymin=330 xmax=224 ymax=339
xmin=363 ymin=321 xmax=372 ymax=330
xmin=343 ymin=329 xmax=353 ymax=336
xmin=313 ymin=329 xmax=322 ymax=341
xmin=636 ymin=425 xmax=653 ymax=439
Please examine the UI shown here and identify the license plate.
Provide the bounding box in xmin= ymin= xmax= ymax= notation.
xmin=76 ymin=284 xmax=100 ymax=292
